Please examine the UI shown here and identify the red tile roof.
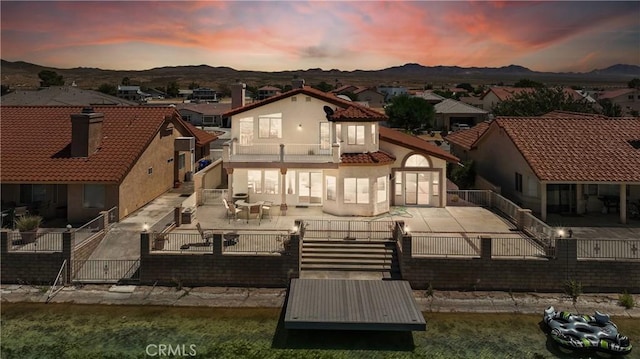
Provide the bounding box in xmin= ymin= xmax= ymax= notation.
xmin=340 ymin=151 xmax=396 ymax=165
xmin=331 ymin=105 xmax=386 ymax=121
xmin=379 ymin=126 xmax=459 ymax=163
xmin=598 ymin=88 xmax=636 ymax=100
xmin=445 ymin=122 xmax=491 ymax=150
xmin=224 ymin=86 xmax=387 ymax=121
xmin=543 ymin=110 xmax=607 ymax=119
xmin=182 ymin=121 xmax=218 ymax=146
xmin=481 ymin=87 xmax=534 ymax=101
xmin=494 ymin=117 xmax=640 ymax=182
xmin=0 ymin=106 xmax=186 ymax=183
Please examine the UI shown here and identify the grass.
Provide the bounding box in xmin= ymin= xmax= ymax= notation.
xmin=1 ymin=303 xmax=639 ymax=359
xmin=619 ymin=291 xmax=636 ymax=309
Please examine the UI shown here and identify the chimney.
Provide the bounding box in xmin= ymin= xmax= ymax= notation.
xmin=231 ymin=82 xmax=246 ymax=109
xmin=70 ymin=107 xmax=104 ymax=157
xmin=292 ymin=78 xmax=305 ymax=89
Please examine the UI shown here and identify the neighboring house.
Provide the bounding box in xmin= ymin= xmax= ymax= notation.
xmin=414 ymin=91 xmax=446 ymax=105
xmin=192 ymin=87 xmax=218 ymax=102
xmin=257 ymin=86 xmax=282 ymax=100
xmin=597 ymin=88 xmax=640 ymax=115
xmin=445 ymin=115 xmax=640 ymax=223
xmin=434 ymin=98 xmax=489 ymax=131
xmin=377 ymin=86 xmax=408 ymax=102
xmin=480 ymin=86 xmax=586 ymax=112
xmin=332 ymin=85 xmax=385 ymax=108
xmin=117 ymin=85 xmax=148 ymax=102
xmin=222 ymin=83 xmax=458 ymax=216
xmin=176 ymin=103 xmax=231 ymax=127
xmin=178 ymin=89 xmax=194 ymax=99
xmin=0 ymin=86 xmax=137 ymax=106
xmin=0 ymin=106 xmax=217 ymax=223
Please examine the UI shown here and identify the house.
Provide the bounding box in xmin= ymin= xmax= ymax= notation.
xmin=597 ymin=88 xmax=640 ymax=115
xmin=434 ymin=98 xmax=489 ymax=131
xmin=222 ymin=82 xmax=458 ymax=216
xmin=257 ymin=86 xmax=282 ymax=100
xmin=414 ymin=91 xmax=446 ymax=105
xmin=0 ymin=86 xmax=137 ymax=106
xmin=117 ymin=85 xmax=148 ymax=102
xmin=445 ymin=115 xmax=640 ymax=223
xmin=480 ymin=86 xmax=586 ymax=112
xmin=377 ymin=86 xmax=408 ymax=102
xmin=332 ymin=85 xmax=385 ymax=108
xmin=0 ymin=106 xmax=217 ymax=223
xmin=191 ymin=87 xmax=218 ymax=102
xmin=176 ymin=103 xmax=231 ymax=127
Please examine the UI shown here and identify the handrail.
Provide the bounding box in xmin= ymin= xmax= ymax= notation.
xmin=46 ymin=259 xmax=67 ymax=303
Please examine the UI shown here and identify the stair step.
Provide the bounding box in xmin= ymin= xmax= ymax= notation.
xmin=301 ymin=264 xmax=392 ymax=271
xmin=303 ymin=239 xmax=394 ymax=244
xmin=302 ymin=258 xmax=392 ymax=265
xmin=303 ymin=247 xmax=391 ymax=253
xmin=303 ymin=243 xmax=390 ymax=250
xmin=302 ymin=253 xmax=391 ymax=260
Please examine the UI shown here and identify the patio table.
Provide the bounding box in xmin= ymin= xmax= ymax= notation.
xmin=235 ymin=200 xmax=264 ymax=223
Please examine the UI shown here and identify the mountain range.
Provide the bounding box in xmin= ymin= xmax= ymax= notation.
xmin=2 ymin=60 xmax=638 ymax=90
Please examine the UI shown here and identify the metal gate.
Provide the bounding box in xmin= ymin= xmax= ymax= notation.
xmin=72 ymin=259 xmax=140 ymax=283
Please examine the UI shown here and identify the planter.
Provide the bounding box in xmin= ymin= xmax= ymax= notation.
xmin=19 ymin=229 xmax=38 ymax=245
xmin=153 ymin=236 xmax=167 ymax=250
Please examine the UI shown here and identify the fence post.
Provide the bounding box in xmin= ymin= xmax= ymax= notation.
xmin=212 ymin=233 xmax=223 ymax=257
xmin=480 ymin=235 xmax=492 ymax=261
xmin=140 ymin=231 xmax=150 ymax=256
xmin=280 ymin=144 xmax=285 ymax=162
xmin=174 ymin=206 xmax=182 ymax=228
xmin=62 ymin=230 xmax=75 ymax=283
xmin=556 ymin=238 xmax=577 ymax=281
xmin=516 ymin=209 xmax=531 ymax=231
xmin=99 ymin=210 xmax=109 ymax=229
xmin=1 ymin=231 xmax=8 ymax=255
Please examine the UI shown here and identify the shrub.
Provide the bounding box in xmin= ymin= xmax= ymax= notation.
xmin=14 ymin=215 xmax=42 ymax=231
xmin=564 ymin=280 xmax=582 ymax=304
xmin=618 ymin=291 xmax=635 ymax=309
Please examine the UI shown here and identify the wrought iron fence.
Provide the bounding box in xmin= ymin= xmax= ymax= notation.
xmin=74 ymin=214 xmax=105 ymax=247
xmin=201 ymin=189 xmax=229 ymax=205
xmin=302 ymin=220 xmax=395 ymax=240
xmin=222 ymin=231 xmax=290 ymax=254
xmin=577 ymin=239 xmax=640 ymax=260
xmin=7 ymin=231 xmax=63 ymax=252
xmin=491 ymin=237 xmax=551 ymax=259
xmin=411 ymin=234 xmax=481 ymax=257
xmin=72 ymin=259 xmax=140 ymax=282
xmin=151 ymin=232 xmax=212 ymax=253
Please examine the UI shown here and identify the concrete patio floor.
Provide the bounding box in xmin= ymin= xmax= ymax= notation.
xmin=177 ymin=204 xmax=520 ymax=236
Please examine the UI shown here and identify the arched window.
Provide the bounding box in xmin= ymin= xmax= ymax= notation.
xmin=405 ymin=154 xmax=430 ymax=167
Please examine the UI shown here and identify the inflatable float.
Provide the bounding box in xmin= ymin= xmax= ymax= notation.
xmin=543 ymin=306 xmax=632 ymax=355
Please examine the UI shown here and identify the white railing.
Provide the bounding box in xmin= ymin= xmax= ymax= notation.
xmin=201 ymin=189 xmax=229 ymax=205
xmin=224 ymin=140 xmax=336 ymax=163
xmin=491 ymin=192 xmax=519 ymax=222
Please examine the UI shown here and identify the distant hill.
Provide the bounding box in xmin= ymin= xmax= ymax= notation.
xmin=1 ymin=59 xmax=638 ymax=91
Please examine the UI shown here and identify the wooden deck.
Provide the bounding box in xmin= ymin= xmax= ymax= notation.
xmin=284 ymin=279 xmax=426 ymax=331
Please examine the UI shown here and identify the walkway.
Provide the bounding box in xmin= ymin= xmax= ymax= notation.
xmin=89 ymin=193 xmax=186 ymax=260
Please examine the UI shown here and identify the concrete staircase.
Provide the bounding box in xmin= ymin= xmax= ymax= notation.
xmin=301 ymin=239 xmax=401 ymax=278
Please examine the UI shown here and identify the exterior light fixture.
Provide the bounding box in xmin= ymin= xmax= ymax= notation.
xmin=557 ymin=229 xmax=565 ymax=239
xmin=292 ymin=225 xmax=298 ymax=233
xmin=66 ymin=224 xmax=72 ymax=231
xmin=143 ymin=223 xmax=149 ymax=232
xmin=404 ymin=225 xmax=410 ymax=234
xmin=297 ymin=124 xmax=302 ymax=130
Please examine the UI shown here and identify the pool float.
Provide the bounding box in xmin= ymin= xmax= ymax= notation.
xmin=543 ymin=306 xmax=632 ymax=355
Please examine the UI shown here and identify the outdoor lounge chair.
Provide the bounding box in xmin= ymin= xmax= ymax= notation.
xmin=223 ymin=198 xmax=243 ymax=223
xmin=260 ymin=201 xmax=273 ymax=222
xmin=196 ymin=223 xmax=214 ymax=244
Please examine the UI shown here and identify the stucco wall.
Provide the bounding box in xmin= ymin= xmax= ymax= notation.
xmin=119 ymin=125 xmax=184 ymax=219
xmin=67 ymin=184 xmax=118 ymax=223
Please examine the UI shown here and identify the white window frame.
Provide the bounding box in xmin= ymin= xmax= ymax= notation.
xmin=344 ymin=177 xmax=369 ymax=204
xmin=347 ymin=125 xmax=365 ymax=145
xmin=326 ymin=176 xmax=336 ymax=201
xmin=377 ymin=176 xmax=386 ymax=203
xmin=320 ymin=122 xmax=330 ymax=150
xmin=239 ymin=117 xmax=254 ymax=145
xmin=258 ymin=113 xmax=282 ymax=139
xmin=248 ymin=170 xmax=279 ymax=194
xmin=371 ymin=124 xmax=376 ymax=145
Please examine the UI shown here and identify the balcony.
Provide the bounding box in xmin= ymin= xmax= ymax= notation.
xmin=223 ymin=140 xmax=340 ymax=164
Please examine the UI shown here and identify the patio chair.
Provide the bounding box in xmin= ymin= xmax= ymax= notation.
xmin=14 ymin=206 xmax=29 ymax=219
xmin=223 ymin=198 xmax=242 ymax=223
xmin=196 ymin=223 xmax=214 ymax=244
xmin=260 ymin=201 xmax=274 ymax=222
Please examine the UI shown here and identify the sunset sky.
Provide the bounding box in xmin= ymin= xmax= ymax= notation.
xmin=1 ymin=1 xmax=639 ymax=73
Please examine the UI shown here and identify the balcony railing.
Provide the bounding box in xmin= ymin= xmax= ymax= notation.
xmin=223 ymin=140 xmax=339 ymax=163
